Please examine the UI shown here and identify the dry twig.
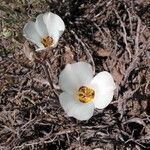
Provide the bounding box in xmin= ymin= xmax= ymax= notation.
xmin=70 ymin=30 xmax=95 ymax=74
xmin=115 ymin=10 xmax=132 ymax=59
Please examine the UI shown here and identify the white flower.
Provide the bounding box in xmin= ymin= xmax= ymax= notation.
xmin=59 ymin=62 xmax=116 ymax=121
xmin=23 ymin=12 xmax=65 ymax=51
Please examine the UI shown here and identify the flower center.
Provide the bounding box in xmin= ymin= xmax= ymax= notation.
xmin=78 ymin=86 xmax=95 ymax=103
xmin=41 ymin=36 xmax=54 ymax=47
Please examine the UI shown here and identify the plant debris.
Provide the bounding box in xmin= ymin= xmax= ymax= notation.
xmin=0 ymin=0 xmax=150 ymax=149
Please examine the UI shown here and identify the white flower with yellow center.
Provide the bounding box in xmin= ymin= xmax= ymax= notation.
xmin=59 ymin=62 xmax=116 ymax=121
xmin=23 ymin=12 xmax=65 ymax=51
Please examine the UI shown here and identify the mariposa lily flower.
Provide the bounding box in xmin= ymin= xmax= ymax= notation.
xmin=59 ymin=62 xmax=116 ymax=121
xmin=23 ymin=12 xmax=65 ymax=51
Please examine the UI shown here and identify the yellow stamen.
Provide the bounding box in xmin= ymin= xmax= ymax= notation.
xmin=77 ymin=86 xmax=95 ymax=103
xmin=41 ymin=36 xmax=54 ymax=47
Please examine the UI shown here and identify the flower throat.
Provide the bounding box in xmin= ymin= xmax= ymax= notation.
xmin=78 ymin=86 xmax=95 ymax=103
xmin=41 ymin=36 xmax=53 ymax=47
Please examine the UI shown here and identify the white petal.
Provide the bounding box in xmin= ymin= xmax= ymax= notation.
xmin=35 ymin=46 xmax=46 ymax=51
xmin=43 ymin=12 xmax=65 ymax=45
xmin=35 ymin=14 xmax=48 ymax=37
xmin=59 ymin=92 xmax=94 ymax=120
xmin=59 ymin=62 xmax=93 ymax=94
xmin=71 ymin=62 xmax=94 ymax=85
xmin=93 ymin=88 xmax=114 ymax=109
xmin=23 ymin=21 xmax=43 ymax=47
xmin=91 ymin=71 xmax=116 ymax=91
xmin=90 ymin=71 xmax=116 ymax=109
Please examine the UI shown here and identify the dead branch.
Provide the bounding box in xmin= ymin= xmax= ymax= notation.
xmin=70 ymin=30 xmax=95 ymax=74
xmin=135 ymin=17 xmax=141 ymax=54
xmin=115 ymin=10 xmax=132 ymax=59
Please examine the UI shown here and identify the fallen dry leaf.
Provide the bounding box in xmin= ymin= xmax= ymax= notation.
xmin=112 ymin=60 xmax=125 ymax=84
xmin=23 ymin=41 xmax=37 ymax=62
xmin=63 ymin=45 xmax=74 ymax=64
xmin=96 ymin=48 xmax=111 ymax=57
